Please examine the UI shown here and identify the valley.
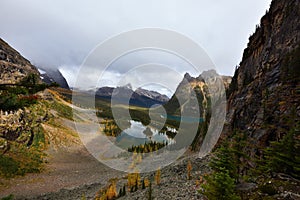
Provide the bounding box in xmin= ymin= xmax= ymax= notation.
xmin=0 ymin=0 xmax=299 ymax=199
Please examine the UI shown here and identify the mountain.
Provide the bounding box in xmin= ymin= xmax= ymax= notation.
xmin=95 ymin=84 xmax=169 ymax=108
xmin=39 ymin=68 xmax=70 ymax=89
xmin=225 ymin=0 xmax=300 ymax=148
xmin=164 ymin=70 xmax=231 ymax=118
xmin=0 ymin=38 xmax=40 ymax=84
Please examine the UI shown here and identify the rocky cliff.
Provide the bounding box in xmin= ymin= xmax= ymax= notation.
xmin=226 ymin=0 xmax=300 ymax=148
xmin=164 ymin=70 xmax=231 ymax=118
xmin=0 ymin=38 xmax=40 ymax=84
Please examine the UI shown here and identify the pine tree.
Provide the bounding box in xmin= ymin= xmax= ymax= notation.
xmin=201 ymin=169 xmax=240 ymax=200
xmin=134 ymin=179 xmax=138 ymax=191
xmin=263 ymin=126 xmax=300 ymax=178
xmin=209 ymin=141 xmax=238 ymax=181
xmin=118 ymin=188 xmax=123 ymax=197
xmin=147 ymin=182 xmax=153 ymax=200
xmin=142 ymin=178 xmax=146 ymax=189
xmin=123 ymin=185 xmax=126 ymax=196
xmin=200 ymin=137 xmax=247 ymax=200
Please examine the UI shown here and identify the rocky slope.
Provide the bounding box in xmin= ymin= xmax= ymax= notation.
xmin=225 ymin=0 xmax=300 ymax=148
xmin=0 ymin=38 xmax=40 ymax=84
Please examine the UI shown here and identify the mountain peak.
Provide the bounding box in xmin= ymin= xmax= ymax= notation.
xmin=183 ymin=72 xmax=192 ymax=80
xmin=123 ymin=83 xmax=132 ymax=90
xmin=39 ymin=67 xmax=70 ymax=89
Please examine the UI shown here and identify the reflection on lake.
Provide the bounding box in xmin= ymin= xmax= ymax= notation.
xmin=161 ymin=114 xmax=204 ymax=123
xmin=115 ymin=120 xmax=176 ymax=149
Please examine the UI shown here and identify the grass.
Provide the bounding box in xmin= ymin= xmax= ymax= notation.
xmin=1 ymin=194 xmax=14 ymax=200
xmin=0 ymin=143 xmax=45 ymax=178
xmin=0 ymin=101 xmax=48 ymax=178
xmin=50 ymin=100 xmax=73 ymax=120
xmin=0 ymin=154 xmax=20 ymax=178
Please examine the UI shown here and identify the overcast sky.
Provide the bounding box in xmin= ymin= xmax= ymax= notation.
xmin=0 ymin=0 xmax=272 ymax=96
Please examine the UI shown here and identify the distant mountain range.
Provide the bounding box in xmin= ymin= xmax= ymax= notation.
xmin=95 ymin=84 xmax=169 ymax=108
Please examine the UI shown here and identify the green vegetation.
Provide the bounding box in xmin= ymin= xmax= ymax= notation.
xmin=282 ymin=43 xmax=300 ymax=83
xmin=147 ymin=181 xmax=153 ymax=200
xmin=0 ymin=142 xmax=45 ymax=177
xmin=50 ymin=100 xmax=73 ymax=120
xmin=118 ymin=185 xmax=126 ymax=198
xmin=128 ymin=141 xmax=168 ymax=153
xmin=0 ymin=73 xmax=58 ymax=111
xmin=0 ymin=154 xmax=19 ymax=178
xmin=257 ymin=125 xmax=300 ymax=179
xmin=202 ymin=122 xmax=300 ymax=199
xmin=201 ymin=170 xmax=240 ymax=200
xmin=200 ymin=132 xmax=250 ymax=199
xmin=0 ymin=77 xmax=56 ymax=178
xmin=1 ymin=194 xmax=14 ymax=200
xmin=200 ymin=142 xmax=240 ymax=200
xmin=101 ymin=119 xmax=130 ymax=137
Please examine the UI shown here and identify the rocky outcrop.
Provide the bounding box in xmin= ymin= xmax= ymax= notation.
xmin=225 ymin=0 xmax=300 ymax=148
xmin=0 ymin=38 xmax=40 ymax=84
xmin=164 ymin=70 xmax=231 ymax=117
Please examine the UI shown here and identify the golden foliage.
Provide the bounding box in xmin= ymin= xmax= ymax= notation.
xmin=144 ymin=177 xmax=150 ymax=187
xmin=106 ymin=182 xmax=117 ymax=200
xmin=187 ymin=160 xmax=192 ymax=180
xmin=155 ymin=168 xmax=161 ymax=185
xmin=127 ymin=172 xmax=140 ymax=190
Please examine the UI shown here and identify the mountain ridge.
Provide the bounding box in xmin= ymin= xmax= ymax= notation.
xmin=39 ymin=68 xmax=70 ymax=89
xmin=0 ymin=38 xmax=40 ymax=84
xmin=95 ymin=85 xmax=169 ymax=108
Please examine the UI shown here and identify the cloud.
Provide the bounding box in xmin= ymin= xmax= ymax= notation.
xmin=0 ymin=0 xmax=272 ymax=95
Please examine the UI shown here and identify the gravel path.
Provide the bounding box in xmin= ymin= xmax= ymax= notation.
xmin=0 ymin=146 xmax=124 ymax=200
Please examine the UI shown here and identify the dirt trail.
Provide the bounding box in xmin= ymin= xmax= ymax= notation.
xmin=0 ymin=145 xmax=124 ymax=199
xmin=0 ymin=91 xmax=124 ymax=199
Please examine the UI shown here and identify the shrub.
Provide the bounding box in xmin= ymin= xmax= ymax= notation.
xmin=0 ymin=154 xmax=19 ymax=178
xmin=201 ymin=170 xmax=240 ymax=200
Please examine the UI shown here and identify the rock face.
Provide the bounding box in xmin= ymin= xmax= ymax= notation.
xmin=96 ymin=85 xmax=169 ymax=108
xmin=40 ymin=68 xmax=70 ymax=89
xmin=226 ymin=0 xmax=300 ymax=147
xmin=164 ymin=70 xmax=231 ymax=118
xmin=0 ymin=38 xmax=40 ymax=84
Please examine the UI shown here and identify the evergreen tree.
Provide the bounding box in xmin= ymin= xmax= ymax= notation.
xmin=118 ymin=188 xmax=123 ymax=197
xmin=142 ymin=179 xmax=146 ymax=189
xmin=209 ymin=141 xmax=238 ymax=181
xmin=201 ymin=169 xmax=240 ymax=200
xmin=262 ymin=126 xmax=300 ymax=178
xmin=147 ymin=182 xmax=153 ymax=200
xmin=200 ymin=135 xmax=249 ymax=200
xmin=123 ymin=185 xmax=126 ymax=196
